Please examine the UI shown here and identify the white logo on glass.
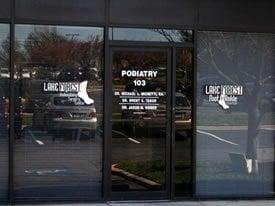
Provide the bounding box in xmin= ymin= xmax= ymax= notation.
xmin=43 ymin=80 xmax=94 ymax=105
xmin=204 ymin=85 xmax=243 ymax=110
xmin=77 ymin=81 xmax=94 ymax=105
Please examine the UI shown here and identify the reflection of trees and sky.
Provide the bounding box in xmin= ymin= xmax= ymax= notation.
xmin=0 ymin=24 xmax=9 ymax=200
xmin=13 ymin=25 xmax=104 ymax=200
xmin=15 ymin=25 xmax=103 ymax=80
xmin=109 ymin=28 xmax=193 ymax=42
xmin=196 ymin=31 xmax=275 ymax=196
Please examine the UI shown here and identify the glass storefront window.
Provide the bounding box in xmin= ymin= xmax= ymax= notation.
xmin=196 ymin=31 xmax=275 ymax=196
xmin=109 ymin=27 xmax=193 ymax=42
xmin=13 ymin=24 xmax=104 ymax=200
xmin=0 ymin=23 xmax=9 ymax=201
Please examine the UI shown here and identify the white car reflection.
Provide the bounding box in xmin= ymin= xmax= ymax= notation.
xmin=33 ymin=94 xmax=97 ymax=138
xmin=175 ymin=93 xmax=191 ymax=130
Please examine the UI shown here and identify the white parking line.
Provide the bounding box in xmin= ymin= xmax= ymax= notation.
xmin=35 ymin=140 xmax=45 ymax=145
xmin=128 ymin=138 xmax=141 ymax=144
xmin=112 ymin=130 xmax=142 ymax=144
xmin=112 ymin=130 xmax=130 ymax=138
xmin=197 ymin=125 xmax=275 ymax=131
xmin=26 ymin=129 xmax=45 ymax=145
xmin=262 ymin=128 xmax=275 ymax=131
xmin=197 ymin=129 xmax=239 ymax=146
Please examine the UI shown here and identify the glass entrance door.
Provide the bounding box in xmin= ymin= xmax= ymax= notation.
xmin=109 ymin=46 xmax=193 ymax=200
xmin=110 ymin=48 xmax=171 ymax=199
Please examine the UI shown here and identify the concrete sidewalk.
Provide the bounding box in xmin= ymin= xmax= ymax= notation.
xmin=14 ymin=200 xmax=275 ymax=206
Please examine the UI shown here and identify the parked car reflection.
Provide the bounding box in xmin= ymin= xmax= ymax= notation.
xmin=33 ymin=94 xmax=97 ymax=139
xmin=175 ymin=93 xmax=191 ymax=131
xmin=119 ymin=91 xmax=191 ymax=136
xmin=0 ymin=68 xmax=9 ymax=78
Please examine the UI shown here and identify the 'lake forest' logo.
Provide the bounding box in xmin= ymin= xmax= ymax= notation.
xmin=43 ymin=81 xmax=94 ymax=105
xmin=204 ymin=85 xmax=243 ymax=109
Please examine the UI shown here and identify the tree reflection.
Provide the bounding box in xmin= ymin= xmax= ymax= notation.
xmin=198 ymin=32 xmax=275 ymax=174
xmin=16 ymin=29 xmax=103 ymax=81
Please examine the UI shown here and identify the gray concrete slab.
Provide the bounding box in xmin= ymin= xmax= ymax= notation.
xmin=201 ymin=200 xmax=275 ymax=206
xmin=109 ymin=200 xmax=275 ymax=206
xmin=111 ymin=202 xmax=201 ymax=206
xmin=7 ymin=200 xmax=275 ymax=206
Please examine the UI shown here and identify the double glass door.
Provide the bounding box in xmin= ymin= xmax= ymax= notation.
xmin=109 ymin=46 xmax=193 ymax=199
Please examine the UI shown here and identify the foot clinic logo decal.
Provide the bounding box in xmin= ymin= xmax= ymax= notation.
xmin=204 ymin=85 xmax=243 ymax=109
xmin=43 ymin=81 xmax=94 ymax=104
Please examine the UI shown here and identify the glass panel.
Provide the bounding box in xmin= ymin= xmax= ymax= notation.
xmin=109 ymin=28 xmax=193 ymax=42
xmin=196 ymin=31 xmax=275 ymax=196
xmin=14 ymin=24 xmax=104 ymax=200
xmin=0 ymin=23 xmax=9 ymax=200
xmin=174 ymin=48 xmax=193 ymax=196
xmin=112 ymin=50 xmax=167 ymax=192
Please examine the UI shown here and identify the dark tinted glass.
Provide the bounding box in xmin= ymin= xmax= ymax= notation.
xmin=174 ymin=48 xmax=193 ymax=196
xmin=111 ymin=50 xmax=168 ymax=192
xmin=0 ymin=23 xmax=9 ymax=200
xmin=14 ymin=24 xmax=104 ymax=200
xmin=109 ymin=28 xmax=193 ymax=42
xmin=196 ymin=31 xmax=275 ymax=196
